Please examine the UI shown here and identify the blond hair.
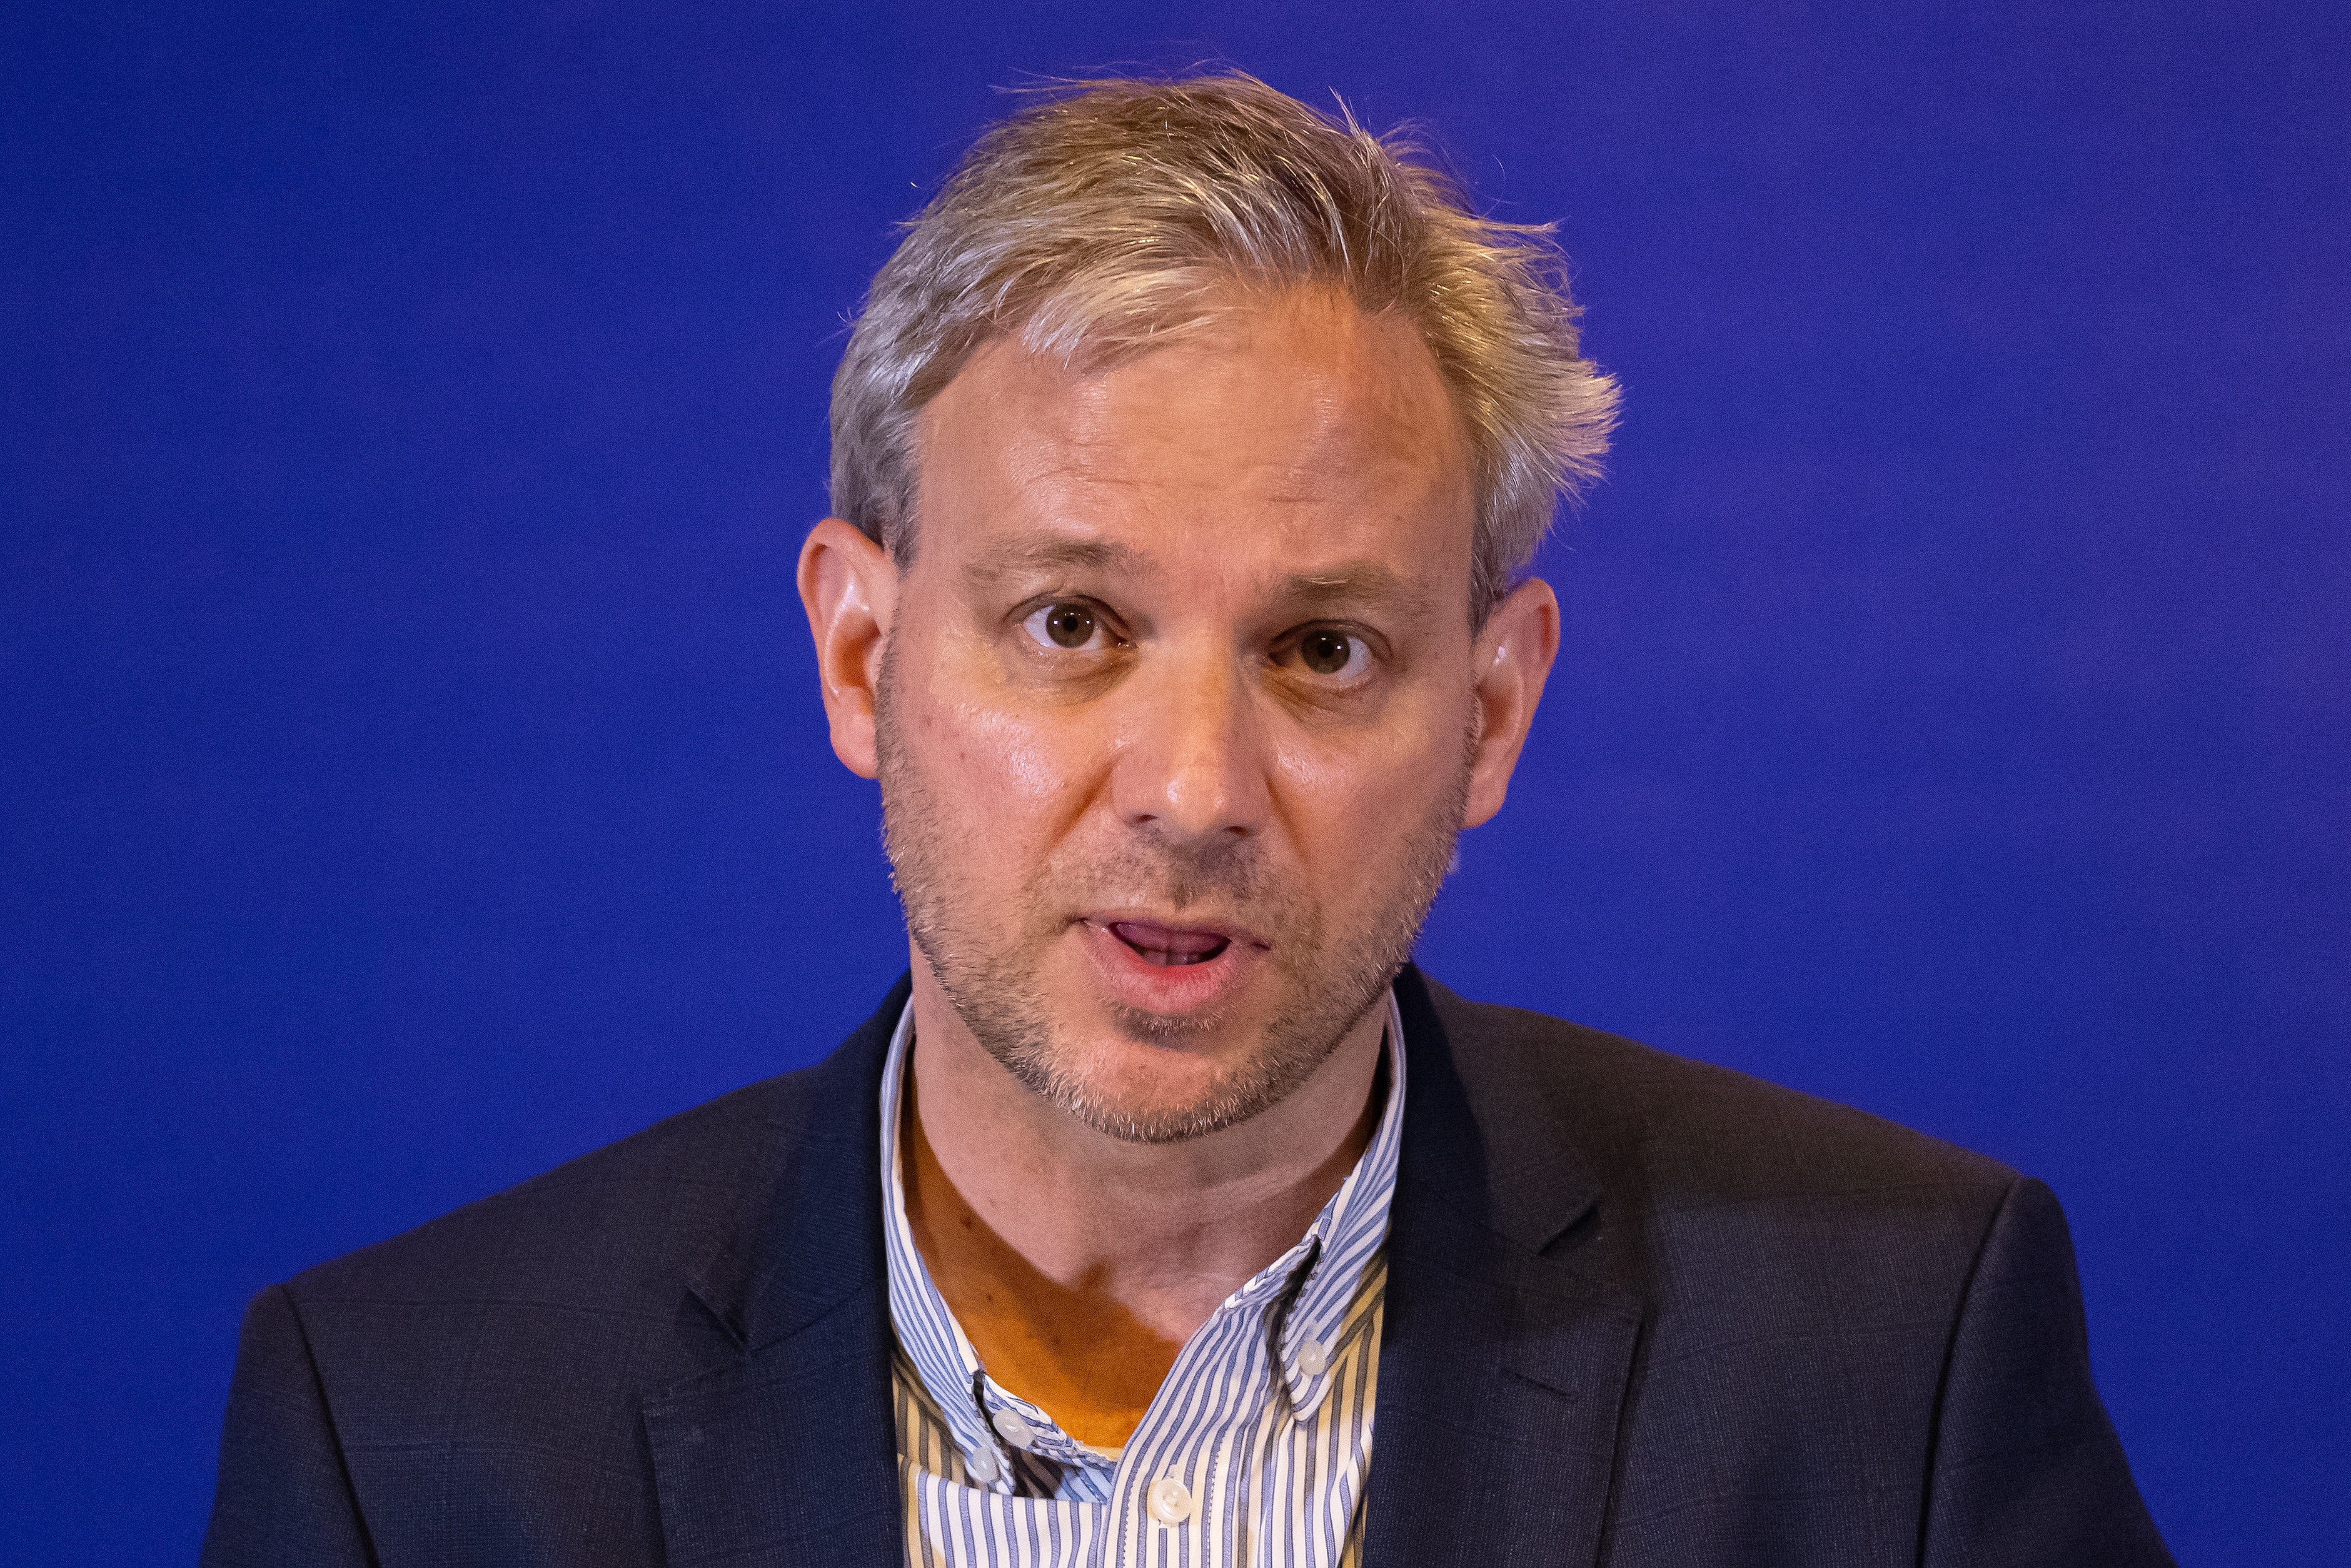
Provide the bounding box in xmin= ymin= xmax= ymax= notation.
xmin=829 ymin=72 xmax=1619 ymax=616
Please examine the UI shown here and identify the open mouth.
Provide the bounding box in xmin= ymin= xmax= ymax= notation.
xmin=1108 ymin=920 xmax=1231 ymax=968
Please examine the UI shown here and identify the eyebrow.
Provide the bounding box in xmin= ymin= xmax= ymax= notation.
xmin=1279 ymin=561 xmax=1439 ymax=621
xmin=962 ymin=538 xmax=1443 ymax=623
xmin=963 ymin=534 xmax=1152 ymax=590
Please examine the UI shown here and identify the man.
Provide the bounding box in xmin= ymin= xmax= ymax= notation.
xmin=204 ymin=74 xmax=2173 ymax=1566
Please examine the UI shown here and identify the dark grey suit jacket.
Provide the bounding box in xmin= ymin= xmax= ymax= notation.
xmin=203 ymin=967 xmax=2174 ymax=1565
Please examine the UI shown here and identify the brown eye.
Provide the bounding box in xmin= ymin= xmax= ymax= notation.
xmin=1300 ymin=630 xmax=1355 ymax=675
xmin=1024 ymin=603 xmax=1103 ymax=651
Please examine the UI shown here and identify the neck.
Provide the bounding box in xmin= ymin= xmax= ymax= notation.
xmin=899 ymin=956 xmax=1389 ymax=1448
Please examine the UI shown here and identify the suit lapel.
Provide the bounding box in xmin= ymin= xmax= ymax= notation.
xmin=643 ymin=980 xmax=910 ymax=1568
xmin=1364 ymin=969 xmax=1646 ymax=1568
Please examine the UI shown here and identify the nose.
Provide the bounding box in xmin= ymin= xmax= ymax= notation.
xmin=1110 ymin=639 xmax=1271 ymax=845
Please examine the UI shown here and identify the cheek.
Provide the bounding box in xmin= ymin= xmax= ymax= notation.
xmin=1268 ymin=693 xmax=1471 ymax=860
xmin=904 ymin=640 xmax=1101 ymax=838
xmin=955 ymin=701 xmax=1080 ymax=808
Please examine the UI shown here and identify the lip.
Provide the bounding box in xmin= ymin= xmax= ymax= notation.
xmin=1073 ymin=910 xmax=1271 ymax=1017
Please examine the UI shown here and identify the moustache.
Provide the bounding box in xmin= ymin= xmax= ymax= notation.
xmin=1041 ymin=827 xmax=1279 ymax=915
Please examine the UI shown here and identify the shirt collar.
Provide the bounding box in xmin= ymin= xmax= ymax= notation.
xmin=878 ymin=988 xmax=1409 ymax=1486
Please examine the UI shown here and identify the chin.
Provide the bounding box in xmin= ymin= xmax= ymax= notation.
xmin=1055 ymin=1023 xmax=1242 ymax=1102
xmin=1000 ymin=1001 xmax=1334 ymax=1145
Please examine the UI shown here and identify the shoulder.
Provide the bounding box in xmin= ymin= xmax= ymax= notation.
xmin=1421 ymin=975 xmax=2015 ymax=1199
xmin=221 ymin=986 xmax=903 ymax=1503
xmin=1405 ymin=970 xmax=2023 ymax=1292
xmin=278 ymin=983 xmax=900 ymax=1334
xmin=284 ymin=1067 xmax=813 ymax=1310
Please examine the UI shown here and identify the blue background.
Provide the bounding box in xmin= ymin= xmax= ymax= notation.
xmin=4 ymin=2 xmax=2345 ymax=1560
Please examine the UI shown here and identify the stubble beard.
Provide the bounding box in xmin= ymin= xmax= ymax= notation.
xmin=874 ymin=641 xmax=1470 ymax=1145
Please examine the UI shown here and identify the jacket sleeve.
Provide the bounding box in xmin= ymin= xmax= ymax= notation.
xmin=1921 ymin=1177 xmax=2175 ymax=1567
xmin=201 ymin=1282 xmax=376 ymax=1567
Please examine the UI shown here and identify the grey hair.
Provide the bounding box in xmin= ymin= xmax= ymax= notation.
xmin=828 ymin=71 xmax=1619 ymax=616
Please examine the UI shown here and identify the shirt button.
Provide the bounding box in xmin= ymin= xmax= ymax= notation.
xmin=966 ymin=1447 xmax=1000 ymax=1484
xmin=1147 ymin=1476 xmax=1196 ymax=1524
xmin=992 ymin=1409 xmax=1034 ymax=1447
xmin=1297 ymin=1337 xmax=1329 ymax=1376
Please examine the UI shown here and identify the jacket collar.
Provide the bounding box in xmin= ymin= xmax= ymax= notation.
xmin=677 ymin=973 xmax=909 ymax=1352
xmin=1361 ymin=967 xmax=1644 ymax=1568
xmin=1389 ymin=965 xmax=1605 ymax=1254
xmin=643 ymin=975 xmax=910 ymax=1568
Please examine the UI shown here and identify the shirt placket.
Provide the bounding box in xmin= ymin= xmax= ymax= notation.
xmin=1103 ymin=1232 xmax=1321 ymax=1565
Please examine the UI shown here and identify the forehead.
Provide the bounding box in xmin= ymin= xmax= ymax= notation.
xmin=914 ymin=289 xmax=1475 ymax=588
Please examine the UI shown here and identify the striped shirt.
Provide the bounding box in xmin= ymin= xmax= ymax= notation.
xmin=879 ymin=991 xmax=1407 ymax=1568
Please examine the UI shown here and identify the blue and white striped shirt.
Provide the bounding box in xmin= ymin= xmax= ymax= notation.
xmin=879 ymin=992 xmax=1407 ymax=1568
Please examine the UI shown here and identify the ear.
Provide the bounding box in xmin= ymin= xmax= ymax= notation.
xmin=1462 ymin=576 xmax=1561 ymax=828
xmin=797 ymin=518 xmax=899 ymax=780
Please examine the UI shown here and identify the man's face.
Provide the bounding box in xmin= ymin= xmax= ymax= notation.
xmin=873 ymin=289 xmax=1493 ymax=1143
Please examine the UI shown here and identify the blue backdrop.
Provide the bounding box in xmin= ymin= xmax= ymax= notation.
xmin=4 ymin=3 xmax=2345 ymax=1561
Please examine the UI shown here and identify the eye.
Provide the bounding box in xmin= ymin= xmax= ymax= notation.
xmin=1293 ymin=628 xmax=1367 ymax=679
xmin=1022 ymin=601 xmax=1106 ymax=651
